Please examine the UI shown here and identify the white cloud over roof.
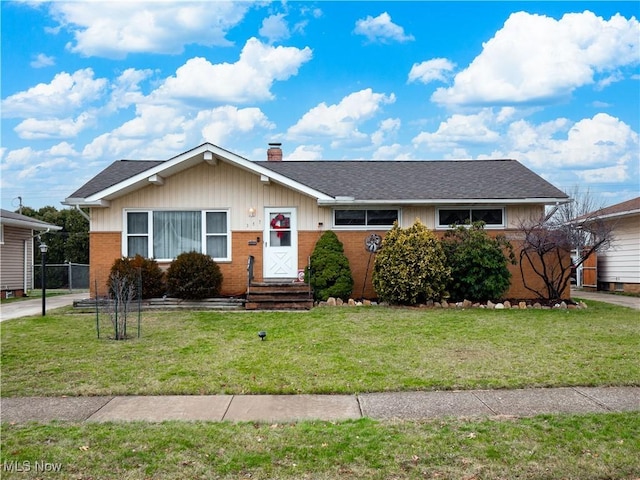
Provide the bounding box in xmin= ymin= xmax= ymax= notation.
xmin=287 ymin=88 xmax=396 ymax=142
xmin=153 ymin=38 xmax=312 ymax=104
xmin=432 ymin=11 xmax=640 ymax=106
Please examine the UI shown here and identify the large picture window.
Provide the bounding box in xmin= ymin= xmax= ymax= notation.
xmin=437 ymin=207 xmax=504 ymax=229
xmin=124 ymin=210 xmax=230 ymax=261
xmin=334 ymin=209 xmax=398 ymax=228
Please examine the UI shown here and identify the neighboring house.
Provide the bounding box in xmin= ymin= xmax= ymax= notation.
xmin=581 ymin=197 xmax=640 ymax=294
xmin=0 ymin=209 xmax=62 ymax=299
xmin=64 ymin=142 xmax=569 ymax=300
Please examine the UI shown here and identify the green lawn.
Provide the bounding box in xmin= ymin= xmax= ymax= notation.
xmin=2 ymin=301 xmax=639 ymax=479
xmin=2 ymin=414 xmax=638 ymax=479
xmin=1 ymin=301 xmax=638 ymax=397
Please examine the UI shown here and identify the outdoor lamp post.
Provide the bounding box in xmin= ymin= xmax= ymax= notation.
xmin=40 ymin=243 xmax=48 ymax=316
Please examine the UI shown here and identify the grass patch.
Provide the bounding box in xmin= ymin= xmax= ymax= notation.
xmin=1 ymin=413 xmax=639 ymax=479
xmin=1 ymin=302 xmax=638 ymax=396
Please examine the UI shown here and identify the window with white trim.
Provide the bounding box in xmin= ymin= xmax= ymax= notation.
xmin=124 ymin=210 xmax=230 ymax=261
xmin=437 ymin=207 xmax=504 ymax=229
xmin=333 ymin=209 xmax=399 ymax=228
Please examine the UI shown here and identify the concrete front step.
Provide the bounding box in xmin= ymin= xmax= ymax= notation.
xmin=74 ymin=297 xmax=246 ymax=311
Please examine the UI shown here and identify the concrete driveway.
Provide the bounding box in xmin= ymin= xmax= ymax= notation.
xmin=572 ymin=289 xmax=640 ymax=310
xmin=0 ymin=293 xmax=89 ymax=322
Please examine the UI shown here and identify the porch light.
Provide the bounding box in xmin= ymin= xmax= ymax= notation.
xmin=248 ymin=207 xmax=256 ymax=217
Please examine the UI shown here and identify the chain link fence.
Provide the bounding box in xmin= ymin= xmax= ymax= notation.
xmin=32 ymin=263 xmax=90 ymax=291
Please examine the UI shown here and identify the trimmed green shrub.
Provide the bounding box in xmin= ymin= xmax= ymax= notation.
xmin=166 ymin=251 xmax=223 ymax=300
xmin=373 ymin=220 xmax=451 ymax=305
xmin=108 ymin=255 xmax=165 ymax=299
xmin=442 ymin=221 xmax=516 ymax=302
xmin=306 ymin=231 xmax=354 ymax=301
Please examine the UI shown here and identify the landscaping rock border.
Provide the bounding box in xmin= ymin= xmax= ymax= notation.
xmin=318 ymin=297 xmax=588 ymax=310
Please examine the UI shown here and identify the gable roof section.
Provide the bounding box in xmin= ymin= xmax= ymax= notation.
xmin=65 ymin=143 xmax=333 ymax=206
xmin=64 ymin=143 xmax=568 ymax=207
xmin=0 ymin=209 xmax=62 ymax=231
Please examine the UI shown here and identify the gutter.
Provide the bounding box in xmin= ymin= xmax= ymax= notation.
xmin=317 ymin=197 xmax=571 ymax=206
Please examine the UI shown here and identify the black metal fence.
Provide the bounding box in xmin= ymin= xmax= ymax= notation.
xmin=32 ymin=263 xmax=90 ymax=291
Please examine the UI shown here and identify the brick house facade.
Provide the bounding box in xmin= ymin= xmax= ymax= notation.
xmin=66 ymin=143 xmax=569 ymax=301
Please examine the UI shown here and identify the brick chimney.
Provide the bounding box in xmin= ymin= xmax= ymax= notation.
xmin=267 ymin=143 xmax=283 ymax=161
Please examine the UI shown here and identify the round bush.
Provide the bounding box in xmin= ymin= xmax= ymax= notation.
xmin=372 ymin=220 xmax=450 ymax=305
xmin=307 ymin=230 xmax=354 ymax=301
xmin=166 ymin=251 xmax=223 ymax=299
xmin=108 ymin=255 xmax=165 ymax=299
xmin=442 ymin=222 xmax=515 ymax=302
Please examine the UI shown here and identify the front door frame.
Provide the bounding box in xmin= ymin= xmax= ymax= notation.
xmin=263 ymin=207 xmax=298 ymax=279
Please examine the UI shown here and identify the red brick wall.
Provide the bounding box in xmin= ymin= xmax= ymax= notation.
xmin=90 ymin=232 xmax=122 ymax=297
xmin=90 ymin=228 xmax=570 ymax=301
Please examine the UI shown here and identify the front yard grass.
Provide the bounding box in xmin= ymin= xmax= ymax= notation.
xmin=1 ymin=301 xmax=638 ymax=396
xmin=2 ymin=301 xmax=639 ymax=479
xmin=2 ymin=414 xmax=639 ymax=479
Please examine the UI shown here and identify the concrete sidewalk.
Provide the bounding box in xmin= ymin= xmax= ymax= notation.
xmin=2 ymin=387 xmax=638 ymax=424
xmin=0 ymin=293 xmax=89 ymax=322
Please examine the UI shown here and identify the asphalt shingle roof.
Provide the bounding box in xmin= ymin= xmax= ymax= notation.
xmin=257 ymin=159 xmax=567 ymax=200
xmin=67 ymin=158 xmax=568 ymax=202
xmin=67 ymin=160 xmax=164 ymax=199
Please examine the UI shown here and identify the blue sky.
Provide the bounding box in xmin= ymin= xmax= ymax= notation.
xmin=1 ymin=1 xmax=639 ymax=211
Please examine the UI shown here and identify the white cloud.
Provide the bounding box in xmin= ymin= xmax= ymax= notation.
xmin=354 ymin=12 xmax=414 ymax=43
xmin=371 ymin=118 xmax=401 ymax=146
xmin=408 ymin=58 xmax=455 ymax=84
xmin=49 ymin=2 xmax=251 ymax=59
xmin=372 ymin=144 xmax=413 ymax=160
xmin=260 ymin=13 xmax=290 ymax=43
xmin=195 ymin=106 xmax=274 ymax=145
xmin=107 ymin=68 xmax=154 ymax=112
xmin=82 ymin=104 xmax=274 ymax=161
xmin=153 ymin=38 xmax=312 ymax=104
xmin=287 ymin=88 xmax=396 ymax=142
xmin=1 ymin=69 xmax=107 ymax=118
xmin=412 ymin=110 xmax=502 ymax=149
xmin=432 ymin=11 xmax=640 ymax=106
xmin=14 ymin=113 xmax=94 ymax=140
xmin=506 ymin=113 xmax=638 ymax=172
xmin=30 ymin=53 xmax=55 ymax=68
xmin=285 ymin=145 xmax=324 ymax=161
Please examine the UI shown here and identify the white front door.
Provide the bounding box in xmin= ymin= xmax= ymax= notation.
xmin=263 ymin=207 xmax=298 ymax=279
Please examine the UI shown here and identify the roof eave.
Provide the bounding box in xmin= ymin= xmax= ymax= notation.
xmin=0 ymin=218 xmax=62 ymax=231
xmin=317 ymin=197 xmax=570 ymax=206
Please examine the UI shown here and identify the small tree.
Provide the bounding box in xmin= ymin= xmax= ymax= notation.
xmin=166 ymin=251 xmax=223 ymax=299
xmin=372 ymin=220 xmax=450 ymax=305
xmin=442 ymin=222 xmax=516 ymax=302
xmin=105 ymin=271 xmax=136 ymax=340
xmin=518 ymin=187 xmax=615 ymax=301
xmin=307 ymin=231 xmax=354 ymax=301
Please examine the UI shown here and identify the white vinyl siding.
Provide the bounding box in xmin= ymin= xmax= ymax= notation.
xmin=597 ymin=215 xmax=640 ymax=284
xmin=123 ymin=210 xmax=230 ymax=262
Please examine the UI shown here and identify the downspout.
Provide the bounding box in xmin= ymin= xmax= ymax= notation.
xmin=24 ymin=239 xmax=29 ymax=293
xmin=73 ymin=204 xmax=90 ymax=222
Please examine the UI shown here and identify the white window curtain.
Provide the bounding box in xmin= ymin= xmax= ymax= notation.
xmin=153 ymin=211 xmax=201 ymax=259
